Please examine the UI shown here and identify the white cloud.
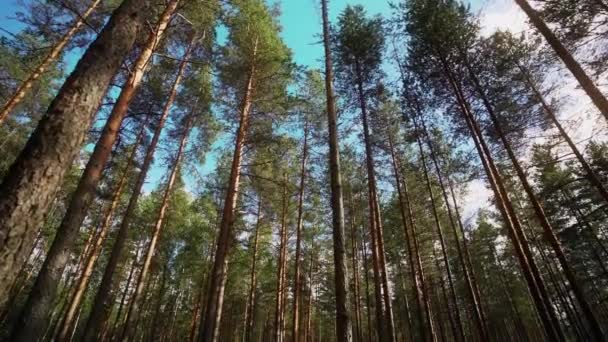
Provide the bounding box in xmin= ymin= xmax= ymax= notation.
xmin=473 ymin=0 xmax=528 ymax=37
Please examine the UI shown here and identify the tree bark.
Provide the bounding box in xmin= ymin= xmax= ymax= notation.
xmin=9 ymin=2 xmax=179 ymax=339
xmin=437 ymin=59 xmax=565 ymax=341
xmin=274 ymin=178 xmax=289 ymax=342
xmin=320 ymin=1 xmax=353 ymax=341
xmin=0 ymin=0 xmax=103 ymax=123
xmin=0 ymin=0 xmax=147 ymax=314
xmin=292 ymin=120 xmax=309 ymax=342
xmin=354 ymin=59 xmax=395 ymax=342
xmin=198 ymin=38 xmax=258 ymax=342
xmin=513 ymin=0 xmax=608 ymax=122
xmin=82 ymin=27 xmax=190 ymax=341
xmin=385 ymin=129 xmax=435 ymax=342
xmin=347 ymin=191 xmax=363 ymax=342
xmin=412 ymin=118 xmax=465 ymax=342
xmin=464 ymin=57 xmax=604 ymax=341
xmin=55 ymin=119 xmax=147 ymax=340
xmin=245 ymin=200 xmax=263 ymax=342
xmin=418 ymin=115 xmax=489 ymax=340
xmin=121 ymin=112 xmax=194 ymax=341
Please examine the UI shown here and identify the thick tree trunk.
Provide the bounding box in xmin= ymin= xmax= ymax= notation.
xmin=418 ymin=115 xmax=489 ymax=340
xmin=0 ymin=0 xmax=102 ymax=123
xmin=412 ymin=120 xmax=465 ymax=342
xmin=320 ymin=1 xmax=353 ymax=341
xmin=438 ymin=59 xmax=565 ymax=341
xmin=464 ymin=58 xmax=605 ymax=341
xmin=245 ymin=200 xmax=262 ymax=342
xmin=274 ymin=179 xmax=289 ymax=342
xmin=386 ymin=130 xmax=435 ymax=342
xmin=199 ymin=39 xmax=258 ymax=342
xmin=292 ymin=121 xmax=309 ymax=342
xmin=513 ymin=0 xmax=608 ymax=122
xmin=0 ymin=0 xmax=146 ymax=313
xmin=82 ymin=33 xmax=190 ymax=342
xmin=121 ymin=113 xmax=193 ymax=341
xmin=9 ymin=3 xmax=178 ymax=339
xmin=56 ymin=119 xmax=147 ymax=340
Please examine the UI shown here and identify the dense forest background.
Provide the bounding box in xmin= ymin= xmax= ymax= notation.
xmin=0 ymin=0 xmax=608 ymax=341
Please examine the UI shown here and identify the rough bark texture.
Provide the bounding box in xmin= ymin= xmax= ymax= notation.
xmin=0 ymin=0 xmax=146 ymax=328
xmin=321 ymin=1 xmax=353 ymax=340
xmin=56 ymin=121 xmax=147 ymax=340
xmin=514 ymin=0 xmax=608 ymax=122
xmin=0 ymin=0 xmax=102 ymax=123
xmin=8 ymin=2 xmax=178 ymax=339
xmin=198 ymin=40 xmax=258 ymax=342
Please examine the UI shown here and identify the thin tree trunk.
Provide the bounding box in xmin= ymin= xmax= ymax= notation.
xmin=10 ymin=3 xmax=179 ymax=339
xmin=293 ymin=120 xmax=309 ymax=342
xmin=434 ymin=57 xmax=566 ymax=341
xmin=82 ymin=29 xmax=193 ymax=342
xmin=418 ymin=115 xmax=488 ymax=340
xmin=0 ymin=0 xmax=146 ymax=313
xmin=56 ymin=118 xmax=147 ymax=340
xmin=412 ymin=119 xmax=465 ymax=342
xmin=348 ymin=192 xmax=363 ymax=342
xmin=0 ymin=0 xmax=102 ymax=123
xmin=274 ymin=178 xmax=289 ymax=342
xmin=245 ymin=200 xmax=263 ymax=342
xmin=122 ymin=112 xmax=194 ymax=340
xmin=386 ymin=129 xmax=434 ymax=342
xmin=320 ymin=1 xmax=353 ymax=341
xmin=359 ymin=219 xmax=374 ymax=342
xmin=513 ymin=0 xmax=608 ymax=122
xmin=305 ymin=252 xmax=315 ymax=342
xmin=518 ymin=62 xmax=608 ymax=205
xmin=354 ymin=60 xmax=394 ymax=342
xmin=199 ymin=38 xmax=258 ymax=342
xmin=464 ymin=58 xmax=604 ymax=340
xmin=110 ymin=246 xmax=140 ymax=341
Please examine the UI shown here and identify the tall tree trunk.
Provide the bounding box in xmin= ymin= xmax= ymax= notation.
xmin=0 ymin=0 xmax=147 ymax=312
xmin=0 ymin=0 xmax=103 ymax=123
xmin=518 ymin=62 xmax=608 ymax=204
xmin=9 ymin=3 xmax=179 ymax=339
xmin=359 ymin=218 xmax=374 ymax=342
xmin=109 ymin=245 xmax=141 ymax=341
xmin=385 ymin=129 xmax=435 ymax=342
xmin=245 ymin=200 xmax=263 ymax=342
xmin=293 ymin=121 xmax=309 ymax=342
xmin=433 ymin=55 xmax=566 ymax=341
xmin=199 ymin=38 xmax=258 ymax=342
xmin=348 ymin=191 xmax=363 ymax=342
xmin=513 ymin=0 xmax=608 ymax=122
xmin=56 ymin=118 xmax=147 ymax=340
xmin=418 ymin=115 xmax=489 ymax=340
xmin=82 ymin=31 xmax=190 ymax=341
xmin=320 ymin=1 xmax=353 ymax=341
xmin=121 ymin=113 xmax=194 ymax=340
xmin=464 ymin=58 xmax=605 ymax=341
xmin=354 ymin=60 xmax=395 ymax=342
xmin=412 ymin=118 xmax=465 ymax=342
xmin=304 ymin=252 xmax=315 ymax=342
xmin=274 ymin=178 xmax=289 ymax=342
